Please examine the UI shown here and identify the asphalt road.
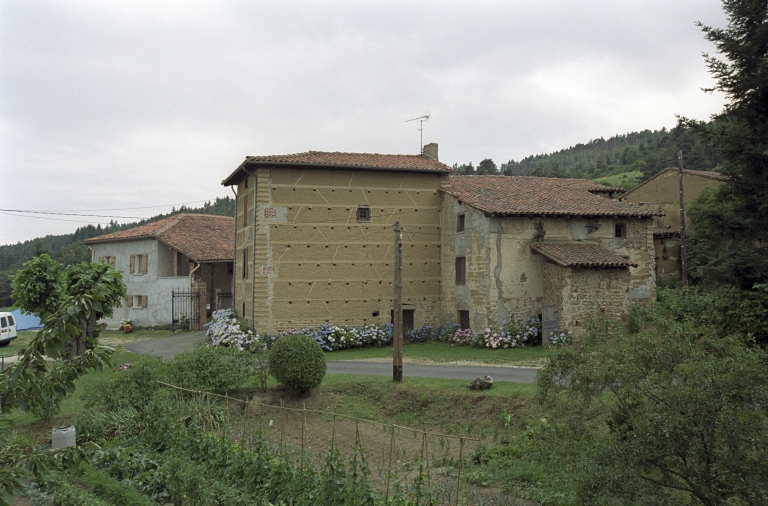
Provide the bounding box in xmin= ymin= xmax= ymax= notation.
xmin=125 ymin=331 xmax=539 ymax=384
xmin=124 ymin=330 xmax=208 ymax=361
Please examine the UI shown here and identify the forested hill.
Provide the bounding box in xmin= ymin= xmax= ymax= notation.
xmin=0 ymin=197 xmax=235 ymax=307
xmin=454 ymin=124 xmax=721 ymax=188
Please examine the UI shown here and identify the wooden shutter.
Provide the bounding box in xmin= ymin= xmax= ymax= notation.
xmin=140 ymin=254 xmax=148 ymax=274
xmin=140 ymin=295 xmax=148 ymax=308
xmin=98 ymin=256 xmax=105 ymax=264
xmin=129 ymin=255 xmax=135 ymax=274
xmin=126 ymin=295 xmax=133 ymax=308
xmin=109 ymin=256 xmax=115 ymax=266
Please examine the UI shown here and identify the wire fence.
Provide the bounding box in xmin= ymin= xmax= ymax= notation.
xmin=156 ymin=381 xmax=532 ymax=506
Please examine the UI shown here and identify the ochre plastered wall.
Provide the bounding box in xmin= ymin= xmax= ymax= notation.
xmin=441 ymin=195 xmax=656 ymax=334
xmin=235 ymin=167 xmax=447 ymax=334
xmin=623 ymin=171 xmax=722 ymax=231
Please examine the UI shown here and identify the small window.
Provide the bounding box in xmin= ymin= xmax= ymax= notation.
xmin=457 ymin=214 xmax=465 ymax=232
xmin=243 ymin=194 xmax=249 ymax=226
xmin=458 ymin=310 xmax=470 ymax=330
xmin=130 ymin=254 xmax=148 ymax=274
xmin=242 ymin=248 xmax=248 ymax=278
xmin=357 ymin=206 xmax=371 ymax=222
xmin=126 ymin=296 xmax=133 ymax=308
xmin=615 ymin=223 xmax=626 ymax=238
xmin=455 ymin=257 xmax=466 ymax=285
xmin=98 ymin=256 xmax=115 ymax=266
xmin=133 ymin=295 xmax=148 ymax=308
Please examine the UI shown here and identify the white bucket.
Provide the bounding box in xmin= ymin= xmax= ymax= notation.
xmin=51 ymin=425 xmax=76 ymax=449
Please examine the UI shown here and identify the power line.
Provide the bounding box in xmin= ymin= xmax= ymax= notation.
xmin=11 ymin=199 xmax=219 ymax=213
xmin=0 ymin=209 xmax=149 ymax=219
xmin=0 ymin=212 xmax=113 ymax=225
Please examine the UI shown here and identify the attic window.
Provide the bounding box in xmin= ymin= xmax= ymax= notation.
xmin=615 ymin=223 xmax=627 ymax=238
xmin=357 ymin=206 xmax=371 ymax=222
xmin=457 ymin=214 xmax=465 ymax=232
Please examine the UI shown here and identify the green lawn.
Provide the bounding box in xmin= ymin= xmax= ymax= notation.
xmin=0 ymin=329 xmax=175 ymax=358
xmin=325 ymin=341 xmax=548 ymax=367
xmin=593 ymin=170 xmax=644 ymax=190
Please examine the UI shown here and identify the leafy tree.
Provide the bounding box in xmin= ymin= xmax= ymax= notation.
xmin=537 ymin=316 xmax=768 ymax=505
xmin=0 ymin=273 xmax=118 ymax=502
xmin=11 ymin=256 xmax=125 ymax=357
xmin=476 ymin=158 xmax=498 ymax=175
xmin=62 ymin=262 xmax=125 ymax=357
xmin=683 ymin=0 xmax=768 ymax=288
xmin=10 ymin=254 xmax=62 ymax=318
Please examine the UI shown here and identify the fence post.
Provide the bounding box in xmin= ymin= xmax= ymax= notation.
xmin=455 ymin=437 xmax=465 ymax=506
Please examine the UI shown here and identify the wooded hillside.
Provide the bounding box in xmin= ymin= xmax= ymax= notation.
xmin=454 ymin=124 xmax=721 ymax=183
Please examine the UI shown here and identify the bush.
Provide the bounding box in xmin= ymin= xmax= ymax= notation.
xmin=169 ymin=345 xmax=253 ymax=394
xmin=268 ymin=334 xmax=326 ymax=394
xmin=83 ymin=359 xmax=170 ymax=411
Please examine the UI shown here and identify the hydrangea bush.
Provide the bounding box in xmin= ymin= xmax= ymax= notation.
xmin=206 ymin=309 xmax=265 ymax=351
xmin=207 ymin=309 xmax=560 ymax=353
xmin=548 ymin=328 xmax=573 ymax=346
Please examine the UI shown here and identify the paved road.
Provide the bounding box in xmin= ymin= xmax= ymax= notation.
xmin=125 ymin=331 xmax=539 ymax=384
xmin=124 ymin=330 xmax=208 ymax=361
xmin=327 ymin=361 xmax=538 ymax=383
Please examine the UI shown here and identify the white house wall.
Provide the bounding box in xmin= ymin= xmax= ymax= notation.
xmin=90 ymin=239 xmax=190 ymax=328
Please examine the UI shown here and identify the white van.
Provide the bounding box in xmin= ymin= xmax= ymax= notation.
xmin=0 ymin=312 xmax=18 ymax=346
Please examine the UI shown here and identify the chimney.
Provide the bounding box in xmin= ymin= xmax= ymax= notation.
xmin=422 ymin=143 xmax=438 ymax=161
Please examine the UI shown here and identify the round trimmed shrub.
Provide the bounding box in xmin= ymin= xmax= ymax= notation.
xmin=268 ymin=334 xmax=326 ymax=393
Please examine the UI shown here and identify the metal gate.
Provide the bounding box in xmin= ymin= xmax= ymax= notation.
xmin=172 ymin=289 xmax=200 ymax=331
xmin=216 ymin=292 xmax=233 ymax=311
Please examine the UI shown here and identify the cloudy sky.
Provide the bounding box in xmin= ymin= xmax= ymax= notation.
xmin=1 ymin=0 xmax=727 ymax=245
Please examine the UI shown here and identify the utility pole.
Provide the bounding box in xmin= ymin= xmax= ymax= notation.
xmin=678 ymin=150 xmax=688 ymax=288
xmin=392 ymin=221 xmax=403 ymax=383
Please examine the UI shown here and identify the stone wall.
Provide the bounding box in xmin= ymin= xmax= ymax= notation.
xmin=235 ymin=167 xmax=447 ymax=334
xmin=542 ymin=262 xmax=630 ymax=335
xmin=441 ymin=195 xmax=656 ymax=334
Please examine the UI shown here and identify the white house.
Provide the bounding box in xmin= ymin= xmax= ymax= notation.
xmin=84 ymin=213 xmax=234 ymax=329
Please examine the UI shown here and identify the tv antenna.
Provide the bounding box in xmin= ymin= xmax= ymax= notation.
xmin=405 ymin=112 xmax=430 ymax=153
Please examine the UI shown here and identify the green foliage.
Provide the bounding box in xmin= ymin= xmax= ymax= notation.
xmin=10 ymin=253 xmax=62 ymax=318
xmin=83 ymin=359 xmax=169 ymax=411
xmin=268 ymin=334 xmax=326 ymax=394
xmin=683 ymin=0 xmax=768 ymax=289
xmin=0 ymin=269 xmax=122 ymax=502
xmin=170 ymin=345 xmax=254 ymax=394
xmin=536 ymin=315 xmax=768 ymax=505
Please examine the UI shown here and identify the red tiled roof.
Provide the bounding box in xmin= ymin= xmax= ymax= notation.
xmin=222 ymin=151 xmax=452 ymax=186
xmin=442 ymin=176 xmax=656 ymax=217
xmin=85 ymin=214 xmax=234 ymax=262
xmin=653 ymin=228 xmax=681 ymax=239
xmin=531 ymin=242 xmax=638 ymax=268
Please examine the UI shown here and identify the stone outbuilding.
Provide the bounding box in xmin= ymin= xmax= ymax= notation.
xmin=440 ymin=176 xmax=658 ymax=337
xmin=84 ymin=213 xmax=234 ymax=329
xmin=619 ymin=167 xmax=724 ymax=280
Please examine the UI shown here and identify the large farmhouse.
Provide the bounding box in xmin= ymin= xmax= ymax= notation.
xmin=222 ymin=145 xmax=658 ymax=337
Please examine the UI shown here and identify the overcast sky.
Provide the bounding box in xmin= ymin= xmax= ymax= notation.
xmin=0 ymin=0 xmax=727 ymax=245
